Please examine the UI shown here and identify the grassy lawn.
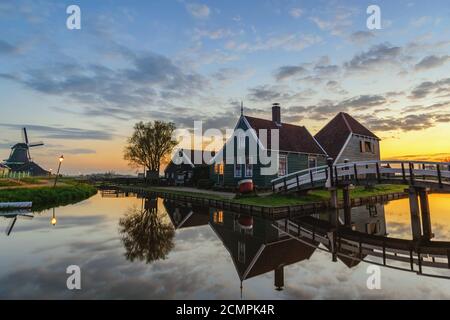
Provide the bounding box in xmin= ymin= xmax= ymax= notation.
xmin=226 ymin=184 xmax=406 ymax=207
xmin=0 ymin=179 xmax=22 ymax=187
xmin=0 ymin=183 xmax=97 ymax=210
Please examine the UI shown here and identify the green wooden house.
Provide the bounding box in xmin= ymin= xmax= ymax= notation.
xmin=210 ymin=103 xmax=327 ymax=189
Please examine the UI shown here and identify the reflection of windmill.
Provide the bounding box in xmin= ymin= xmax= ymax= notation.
xmin=3 ymin=127 xmax=49 ymax=176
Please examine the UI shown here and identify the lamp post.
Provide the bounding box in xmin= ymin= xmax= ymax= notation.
xmin=53 ymin=155 xmax=64 ymax=188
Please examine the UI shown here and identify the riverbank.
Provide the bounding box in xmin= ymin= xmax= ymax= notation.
xmin=111 ymin=184 xmax=406 ymax=206
xmin=0 ymin=182 xmax=97 ymax=210
xmin=104 ymin=184 xmax=408 ymax=219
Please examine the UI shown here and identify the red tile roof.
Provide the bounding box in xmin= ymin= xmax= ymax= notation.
xmin=314 ymin=112 xmax=379 ymax=160
xmin=243 ymin=116 xmax=326 ymax=155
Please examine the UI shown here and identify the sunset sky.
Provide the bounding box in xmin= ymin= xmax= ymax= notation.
xmin=0 ymin=0 xmax=449 ymax=174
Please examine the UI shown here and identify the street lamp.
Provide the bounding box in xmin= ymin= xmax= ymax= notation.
xmin=53 ymin=155 xmax=64 ymax=188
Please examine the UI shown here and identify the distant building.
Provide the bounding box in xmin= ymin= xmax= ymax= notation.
xmin=164 ymin=149 xmax=211 ymax=185
xmin=210 ymin=103 xmax=327 ymax=189
xmin=315 ymin=112 xmax=380 ymax=165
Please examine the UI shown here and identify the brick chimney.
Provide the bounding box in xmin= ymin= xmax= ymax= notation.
xmin=272 ymin=103 xmax=281 ymax=125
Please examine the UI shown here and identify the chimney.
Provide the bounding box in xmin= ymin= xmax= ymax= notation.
xmin=272 ymin=103 xmax=281 ymax=125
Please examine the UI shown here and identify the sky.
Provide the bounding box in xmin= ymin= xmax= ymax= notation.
xmin=0 ymin=0 xmax=449 ymax=174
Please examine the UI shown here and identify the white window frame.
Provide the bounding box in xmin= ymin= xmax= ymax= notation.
xmin=278 ymin=154 xmax=288 ymax=177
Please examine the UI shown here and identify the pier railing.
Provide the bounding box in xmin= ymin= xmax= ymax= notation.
xmin=271 ymin=160 xmax=450 ymax=193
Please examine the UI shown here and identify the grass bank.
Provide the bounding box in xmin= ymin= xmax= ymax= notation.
xmin=126 ymin=184 xmax=406 ymax=208
xmin=233 ymin=184 xmax=407 ymax=207
xmin=0 ymin=183 xmax=97 ymax=210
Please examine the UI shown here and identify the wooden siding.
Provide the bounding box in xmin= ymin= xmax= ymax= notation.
xmin=336 ymin=134 xmax=380 ymax=164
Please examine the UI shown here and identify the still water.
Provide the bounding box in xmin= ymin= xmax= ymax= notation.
xmin=1 ymin=192 xmax=450 ymax=299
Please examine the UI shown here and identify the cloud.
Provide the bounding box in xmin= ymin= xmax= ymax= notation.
xmin=348 ymin=31 xmax=375 ymax=44
xmin=1 ymin=48 xmax=208 ymax=120
xmin=186 ymin=3 xmax=210 ymax=19
xmin=289 ymin=8 xmax=303 ymax=18
xmin=344 ymin=43 xmax=403 ymax=72
xmin=415 ymin=55 xmax=450 ymax=71
xmin=0 ymin=39 xmax=19 ymax=54
xmin=193 ymin=28 xmax=233 ymax=40
xmin=0 ymin=123 xmax=114 ymax=140
xmin=409 ymin=78 xmax=450 ymax=100
xmin=358 ymin=113 xmax=450 ymax=132
xmin=225 ymin=33 xmax=322 ymax=53
xmin=274 ymin=65 xmax=308 ymax=81
xmin=309 ymin=7 xmax=357 ymax=36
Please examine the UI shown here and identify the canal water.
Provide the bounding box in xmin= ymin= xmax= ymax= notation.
xmin=1 ymin=193 xmax=450 ymax=299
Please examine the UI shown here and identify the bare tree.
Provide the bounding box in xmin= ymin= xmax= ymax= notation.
xmin=124 ymin=121 xmax=178 ymax=175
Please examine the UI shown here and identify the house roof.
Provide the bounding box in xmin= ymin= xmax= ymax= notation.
xmin=314 ymin=112 xmax=379 ymax=160
xmin=245 ymin=238 xmax=317 ymax=280
xmin=167 ymin=149 xmax=211 ymax=170
xmin=243 ymin=116 xmax=326 ymax=155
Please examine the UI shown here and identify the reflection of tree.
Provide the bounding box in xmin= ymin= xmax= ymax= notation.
xmin=119 ymin=199 xmax=175 ymax=264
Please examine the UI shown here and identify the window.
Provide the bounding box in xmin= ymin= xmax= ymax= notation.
xmin=234 ymin=162 xmax=242 ymax=177
xmin=278 ymin=155 xmax=287 ymax=176
xmin=238 ymin=135 xmax=246 ymax=149
xmin=245 ymin=156 xmax=253 ymax=177
xmin=308 ymin=156 xmax=317 ymax=169
xmin=360 ymin=140 xmax=374 ymax=153
xmin=245 ymin=163 xmax=253 ymax=177
xmin=215 ymin=163 xmax=224 ymax=175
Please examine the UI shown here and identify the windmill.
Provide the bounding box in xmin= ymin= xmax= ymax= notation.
xmin=3 ymin=127 xmax=48 ymax=176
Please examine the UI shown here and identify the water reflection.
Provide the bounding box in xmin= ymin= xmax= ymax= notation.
xmin=1 ymin=193 xmax=450 ymax=299
xmin=119 ymin=197 xmax=175 ymax=264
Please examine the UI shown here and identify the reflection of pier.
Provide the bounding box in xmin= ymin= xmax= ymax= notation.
xmin=1 ymin=210 xmax=34 ymax=236
xmin=100 ymin=189 xmax=134 ymax=198
xmin=273 ymin=216 xmax=450 ymax=278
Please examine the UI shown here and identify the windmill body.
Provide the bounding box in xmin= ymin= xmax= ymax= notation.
xmin=3 ymin=128 xmax=49 ymax=176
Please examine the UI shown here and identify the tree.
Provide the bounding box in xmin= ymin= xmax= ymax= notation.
xmin=119 ymin=198 xmax=175 ymax=264
xmin=124 ymin=121 xmax=178 ymax=175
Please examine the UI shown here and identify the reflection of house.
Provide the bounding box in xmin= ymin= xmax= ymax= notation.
xmin=315 ymin=112 xmax=380 ymax=165
xmin=164 ymin=200 xmax=210 ymax=229
xmin=210 ymin=103 xmax=327 ymax=188
xmin=209 ymin=209 xmax=317 ymax=289
xmin=164 ymin=149 xmax=210 ymax=186
xmin=0 ymin=163 xmax=10 ymax=176
xmin=349 ymin=204 xmax=387 ymax=236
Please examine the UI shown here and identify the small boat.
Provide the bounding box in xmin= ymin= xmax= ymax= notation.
xmin=238 ymin=179 xmax=254 ymax=194
xmin=237 ymin=215 xmax=253 ymax=230
xmin=0 ymin=202 xmax=32 ymax=209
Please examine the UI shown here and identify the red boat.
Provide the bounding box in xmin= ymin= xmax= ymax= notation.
xmin=238 ymin=179 xmax=254 ymax=194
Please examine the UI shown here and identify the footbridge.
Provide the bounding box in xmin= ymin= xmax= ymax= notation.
xmin=271 ymin=160 xmax=450 ymax=193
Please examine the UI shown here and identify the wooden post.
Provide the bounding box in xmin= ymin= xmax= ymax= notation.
xmin=296 ymin=174 xmax=300 ymax=191
xmin=418 ymin=188 xmax=433 ymax=241
xmin=437 ymin=165 xmax=443 ymax=188
xmin=354 ymin=163 xmax=359 ymax=184
xmin=407 ymin=187 xmax=421 ymax=241
xmin=310 ymin=170 xmax=314 ymax=187
xmin=375 ymin=162 xmax=381 ymax=183
xmin=401 ymin=162 xmax=406 ymax=182
xmin=334 ymin=166 xmax=339 ymax=186
xmin=409 ymin=163 xmax=415 ymax=185
xmin=343 ymin=186 xmax=351 ymax=226
xmin=284 ymin=177 xmax=287 ymax=192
